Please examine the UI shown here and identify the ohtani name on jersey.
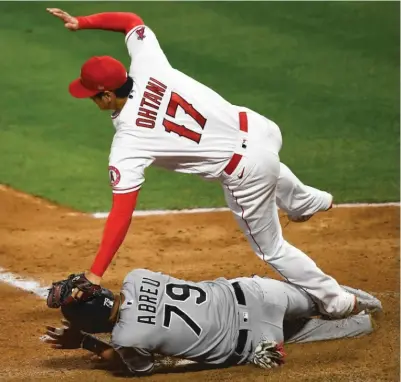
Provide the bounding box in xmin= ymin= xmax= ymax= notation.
xmin=137 ymin=277 xmax=161 ymax=325
xmin=136 ymin=77 xmax=167 ymax=129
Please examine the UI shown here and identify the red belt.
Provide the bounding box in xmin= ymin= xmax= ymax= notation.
xmin=223 ymin=112 xmax=248 ymax=175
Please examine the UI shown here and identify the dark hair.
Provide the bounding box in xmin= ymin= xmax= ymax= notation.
xmin=94 ymin=76 xmax=134 ymax=99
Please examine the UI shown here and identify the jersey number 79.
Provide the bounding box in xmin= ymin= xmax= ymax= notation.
xmin=162 ymin=283 xmax=206 ymax=337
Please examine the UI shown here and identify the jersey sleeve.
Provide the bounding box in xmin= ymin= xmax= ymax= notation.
xmin=113 ymin=346 xmax=155 ymax=375
xmin=109 ymin=146 xmax=154 ymax=194
xmin=125 ymin=25 xmax=170 ymax=72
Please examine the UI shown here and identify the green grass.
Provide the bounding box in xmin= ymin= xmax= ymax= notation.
xmin=0 ymin=2 xmax=399 ymax=211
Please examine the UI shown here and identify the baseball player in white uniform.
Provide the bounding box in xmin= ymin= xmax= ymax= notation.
xmin=44 ymin=268 xmax=379 ymax=376
xmin=46 ymin=8 xmax=380 ymax=319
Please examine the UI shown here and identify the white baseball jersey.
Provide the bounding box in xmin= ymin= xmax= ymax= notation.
xmin=108 ymin=25 xmax=243 ymax=193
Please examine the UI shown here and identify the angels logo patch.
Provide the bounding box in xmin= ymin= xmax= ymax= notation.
xmin=135 ymin=26 xmax=146 ymax=40
xmin=108 ymin=166 xmax=121 ymax=187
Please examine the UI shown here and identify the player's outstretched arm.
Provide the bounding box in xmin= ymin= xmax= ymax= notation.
xmin=44 ymin=319 xmax=111 ymax=355
xmin=84 ymin=190 xmax=139 ymax=286
xmin=44 ymin=320 xmax=125 ymax=369
xmin=47 ymin=190 xmax=139 ymax=301
xmin=47 ymin=8 xmax=143 ymax=35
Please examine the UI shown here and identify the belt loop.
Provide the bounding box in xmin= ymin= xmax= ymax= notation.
xmin=239 ymin=112 xmax=248 ymax=133
xmin=223 ymin=112 xmax=248 ymax=175
xmin=232 ymin=281 xmax=246 ymax=306
xmin=228 ymin=281 xmax=249 ymax=366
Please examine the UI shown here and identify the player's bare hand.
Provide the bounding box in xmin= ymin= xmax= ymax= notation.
xmin=44 ymin=319 xmax=84 ymax=349
xmin=46 ymin=8 xmax=79 ymax=31
xmin=85 ymin=271 xmax=102 ymax=286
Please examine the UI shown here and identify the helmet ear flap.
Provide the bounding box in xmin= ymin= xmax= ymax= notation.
xmin=61 ymin=288 xmax=115 ymax=333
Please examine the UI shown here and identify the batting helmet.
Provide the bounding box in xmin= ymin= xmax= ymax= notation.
xmin=61 ymin=287 xmax=115 ymax=333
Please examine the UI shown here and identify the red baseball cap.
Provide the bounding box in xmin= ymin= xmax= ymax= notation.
xmin=69 ymin=56 xmax=128 ymax=98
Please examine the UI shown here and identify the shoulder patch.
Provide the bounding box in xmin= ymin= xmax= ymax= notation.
xmin=109 ymin=166 xmax=121 ymax=187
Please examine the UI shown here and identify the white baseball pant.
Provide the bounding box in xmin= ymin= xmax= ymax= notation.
xmin=220 ymin=109 xmax=355 ymax=318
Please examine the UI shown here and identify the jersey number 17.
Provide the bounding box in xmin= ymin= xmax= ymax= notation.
xmin=163 ymin=93 xmax=207 ymax=144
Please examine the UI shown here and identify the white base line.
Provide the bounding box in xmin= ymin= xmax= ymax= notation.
xmin=92 ymin=202 xmax=400 ymax=219
xmin=0 ymin=268 xmax=48 ymax=299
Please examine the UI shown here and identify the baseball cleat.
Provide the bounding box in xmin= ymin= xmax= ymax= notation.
xmin=287 ymin=196 xmax=333 ymax=223
xmin=342 ymin=285 xmax=383 ymax=315
xmin=287 ymin=214 xmax=315 ymax=223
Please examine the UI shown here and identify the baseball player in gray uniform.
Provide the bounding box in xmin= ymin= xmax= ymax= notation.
xmin=44 ymin=269 xmax=381 ymax=375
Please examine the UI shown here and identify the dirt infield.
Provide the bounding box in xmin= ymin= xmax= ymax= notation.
xmin=0 ymin=186 xmax=399 ymax=381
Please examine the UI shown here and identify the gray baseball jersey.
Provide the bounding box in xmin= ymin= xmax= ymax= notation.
xmin=111 ymin=269 xmax=240 ymax=370
xmin=110 ymin=269 xmax=375 ymax=374
xmin=111 ymin=268 xmax=285 ymax=373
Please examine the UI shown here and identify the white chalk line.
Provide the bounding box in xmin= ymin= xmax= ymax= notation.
xmin=0 ymin=268 xmax=49 ymax=299
xmin=91 ymin=207 xmax=230 ymax=218
xmin=91 ymin=202 xmax=400 ymax=219
xmin=2 ymin=184 xmax=398 ymax=218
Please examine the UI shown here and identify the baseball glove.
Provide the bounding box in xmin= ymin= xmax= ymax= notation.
xmin=251 ymin=340 xmax=286 ymax=369
xmin=47 ymin=273 xmax=102 ymax=308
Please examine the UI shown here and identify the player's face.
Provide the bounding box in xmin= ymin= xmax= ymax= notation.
xmin=91 ymin=91 xmax=117 ymax=110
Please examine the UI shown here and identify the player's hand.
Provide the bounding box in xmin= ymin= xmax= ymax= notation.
xmin=47 ymin=273 xmax=102 ymax=308
xmin=44 ymin=319 xmax=84 ymax=349
xmin=71 ymin=272 xmax=102 ymax=300
xmin=46 ymin=8 xmax=79 ymax=31
xmin=84 ymin=271 xmax=102 ymax=286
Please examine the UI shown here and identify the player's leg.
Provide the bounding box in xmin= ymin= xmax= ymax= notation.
xmin=221 ymin=113 xmax=355 ymax=318
xmin=249 ymin=276 xmax=319 ymax=318
xmin=276 ymin=162 xmax=333 ymax=220
xmin=240 ymin=277 xmax=374 ymax=345
xmin=222 ymin=160 xmax=355 ymax=318
xmin=284 ymin=314 xmax=374 ymax=344
xmin=232 ymin=276 xmax=318 ymax=348
xmin=282 ymin=285 xmax=380 ymax=343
